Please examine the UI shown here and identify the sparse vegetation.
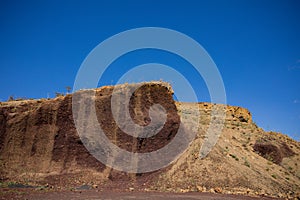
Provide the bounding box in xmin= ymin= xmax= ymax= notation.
xmin=7 ymin=95 xmax=14 ymax=101
xmin=271 ymin=174 xmax=277 ymax=179
xmin=55 ymin=92 xmax=64 ymax=97
xmin=243 ymin=157 xmax=250 ymax=168
xmin=66 ymin=86 xmax=71 ymax=94
xmin=229 ymin=154 xmax=239 ymax=161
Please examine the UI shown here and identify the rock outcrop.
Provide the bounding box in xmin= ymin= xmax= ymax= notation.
xmin=0 ymin=82 xmax=299 ymax=198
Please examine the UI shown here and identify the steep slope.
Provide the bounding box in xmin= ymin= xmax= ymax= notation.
xmin=0 ymin=82 xmax=299 ymax=198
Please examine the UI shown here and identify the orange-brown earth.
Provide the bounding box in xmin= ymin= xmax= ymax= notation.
xmin=0 ymin=82 xmax=299 ymax=199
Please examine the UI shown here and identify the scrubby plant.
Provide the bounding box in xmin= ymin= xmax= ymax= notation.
xmin=229 ymin=154 xmax=239 ymax=161
xmin=7 ymin=95 xmax=14 ymax=101
xmin=66 ymin=86 xmax=71 ymax=94
xmin=55 ymin=92 xmax=64 ymax=97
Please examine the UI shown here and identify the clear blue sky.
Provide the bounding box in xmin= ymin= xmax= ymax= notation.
xmin=0 ymin=0 xmax=299 ymax=141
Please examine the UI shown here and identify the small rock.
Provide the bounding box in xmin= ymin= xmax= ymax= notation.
xmin=214 ymin=187 xmax=222 ymax=193
xmin=76 ymin=184 xmax=92 ymax=190
xmin=129 ymin=187 xmax=134 ymax=191
xmin=209 ymin=188 xmax=216 ymax=193
xmin=277 ymin=193 xmax=284 ymax=198
xmin=92 ymin=184 xmax=98 ymax=189
xmin=37 ymin=187 xmax=44 ymax=191
xmin=196 ymin=186 xmax=206 ymax=192
xmin=180 ymin=189 xmax=189 ymax=193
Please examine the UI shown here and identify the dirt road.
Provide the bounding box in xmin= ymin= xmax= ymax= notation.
xmin=3 ymin=190 xmax=280 ymax=200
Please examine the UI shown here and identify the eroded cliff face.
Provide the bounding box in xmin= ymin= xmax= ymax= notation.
xmin=0 ymin=82 xmax=299 ymax=198
xmin=0 ymin=82 xmax=181 ymax=181
xmin=0 ymin=83 xmax=254 ymax=179
xmin=0 ymin=93 xmax=101 ymax=178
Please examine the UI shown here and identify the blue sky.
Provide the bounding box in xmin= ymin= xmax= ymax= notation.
xmin=0 ymin=0 xmax=299 ymax=141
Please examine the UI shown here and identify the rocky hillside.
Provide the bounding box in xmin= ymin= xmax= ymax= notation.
xmin=0 ymin=82 xmax=299 ymax=199
xmin=156 ymin=102 xmax=299 ymax=198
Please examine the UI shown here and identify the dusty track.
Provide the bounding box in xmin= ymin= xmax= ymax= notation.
xmin=0 ymin=189 xmax=280 ymax=200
